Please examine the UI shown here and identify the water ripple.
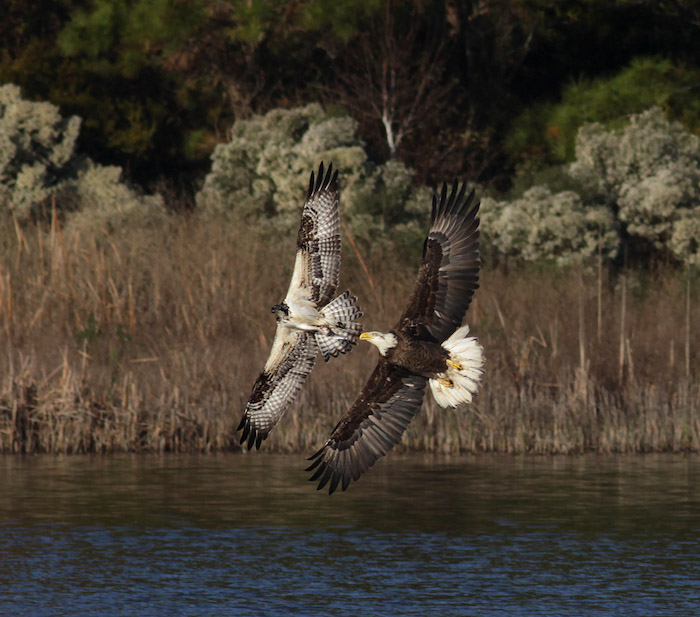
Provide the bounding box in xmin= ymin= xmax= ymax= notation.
xmin=0 ymin=453 xmax=699 ymax=616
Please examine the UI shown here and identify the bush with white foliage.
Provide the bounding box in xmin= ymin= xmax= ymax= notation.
xmin=0 ymin=84 xmax=82 ymax=219
xmin=0 ymin=83 xmax=163 ymax=228
xmin=485 ymin=107 xmax=700 ymax=266
xmin=569 ymin=107 xmax=700 ymax=265
xmin=196 ymin=104 xmax=431 ymax=250
xmin=66 ymin=162 xmax=165 ymax=232
xmin=481 ymin=186 xmax=619 ymax=265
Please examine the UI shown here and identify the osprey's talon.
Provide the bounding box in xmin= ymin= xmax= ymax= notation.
xmin=446 ymin=359 xmax=463 ymax=371
xmin=437 ymin=377 xmax=454 ymax=388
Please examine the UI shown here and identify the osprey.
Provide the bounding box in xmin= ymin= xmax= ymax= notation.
xmin=307 ymin=181 xmax=484 ymax=493
xmin=238 ymin=163 xmax=363 ymax=450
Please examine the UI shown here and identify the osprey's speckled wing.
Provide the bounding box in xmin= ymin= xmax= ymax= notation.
xmin=397 ymin=182 xmax=480 ymax=343
xmin=286 ymin=162 xmax=341 ymax=308
xmin=238 ymin=326 xmax=318 ymax=450
xmin=306 ymin=361 xmax=427 ymax=494
xmin=238 ymin=163 xmax=352 ymax=450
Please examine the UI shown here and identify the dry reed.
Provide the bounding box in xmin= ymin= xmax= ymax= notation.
xmin=1 ymin=211 xmax=698 ymax=454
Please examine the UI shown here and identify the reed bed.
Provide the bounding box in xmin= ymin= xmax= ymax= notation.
xmin=1 ymin=211 xmax=698 ymax=454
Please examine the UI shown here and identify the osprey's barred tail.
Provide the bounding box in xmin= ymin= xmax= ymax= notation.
xmin=430 ymin=325 xmax=484 ymax=408
xmin=316 ymin=291 xmax=363 ymax=362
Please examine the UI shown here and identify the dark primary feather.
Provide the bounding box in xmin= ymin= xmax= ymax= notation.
xmin=238 ymin=329 xmax=317 ymax=450
xmin=307 ymin=361 xmax=427 ymax=494
xmin=296 ymin=162 xmax=341 ymax=307
xmin=398 ymin=181 xmax=480 ymax=343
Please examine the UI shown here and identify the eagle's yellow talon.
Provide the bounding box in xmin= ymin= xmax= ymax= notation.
xmin=446 ymin=359 xmax=463 ymax=371
xmin=437 ymin=377 xmax=453 ymax=388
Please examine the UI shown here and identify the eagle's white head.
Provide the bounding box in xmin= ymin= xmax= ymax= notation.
xmin=360 ymin=331 xmax=398 ymax=356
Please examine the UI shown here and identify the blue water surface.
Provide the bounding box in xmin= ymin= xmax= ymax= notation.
xmin=1 ymin=453 xmax=698 ymax=616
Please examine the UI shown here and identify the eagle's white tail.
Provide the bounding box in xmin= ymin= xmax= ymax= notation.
xmin=316 ymin=291 xmax=363 ymax=362
xmin=430 ymin=325 xmax=484 ymax=408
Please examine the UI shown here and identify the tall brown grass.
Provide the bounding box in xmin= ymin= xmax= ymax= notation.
xmin=1 ymin=210 xmax=698 ymax=454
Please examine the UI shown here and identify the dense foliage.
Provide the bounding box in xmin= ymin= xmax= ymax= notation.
xmin=0 ymin=83 xmax=81 ymax=218
xmin=480 ymin=186 xmax=618 ymax=266
xmin=3 ymin=0 xmax=700 ymax=188
xmin=197 ymin=103 xmax=431 ymax=251
xmin=3 ymin=1 xmax=700 ymax=268
xmin=483 ymin=108 xmax=700 ymax=266
xmin=507 ymin=56 xmax=700 ymax=165
xmin=3 ymin=82 xmax=700 ymax=268
xmin=0 ymin=84 xmax=163 ymax=228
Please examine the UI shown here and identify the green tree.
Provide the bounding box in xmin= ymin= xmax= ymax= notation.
xmin=4 ymin=0 xmax=700 ymax=192
xmin=52 ymin=0 xmax=383 ymax=185
xmin=508 ymin=57 xmax=700 ymax=165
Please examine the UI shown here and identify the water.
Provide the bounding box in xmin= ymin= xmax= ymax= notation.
xmin=1 ymin=453 xmax=698 ymax=616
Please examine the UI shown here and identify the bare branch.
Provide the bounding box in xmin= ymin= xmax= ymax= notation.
xmin=333 ymin=2 xmax=454 ymax=161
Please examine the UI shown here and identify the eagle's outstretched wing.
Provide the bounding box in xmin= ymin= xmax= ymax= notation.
xmin=397 ymin=182 xmax=480 ymax=343
xmin=306 ymin=360 xmax=427 ymax=494
xmin=238 ymin=327 xmax=318 ymax=450
xmin=286 ymin=162 xmax=341 ymax=308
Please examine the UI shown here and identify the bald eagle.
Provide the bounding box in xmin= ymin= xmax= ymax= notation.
xmin=307 ymin=181 xmax=483 ymax=493
xmin=238 ymin=163 xmax=363 ymax=450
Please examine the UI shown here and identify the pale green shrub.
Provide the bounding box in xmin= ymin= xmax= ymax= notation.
xmin=490 ymin=107 xmax=700 ymax=266
xmin=0 ymin=83 xmax=82 ymax=218
xmin=64 ymin=163 xmax=165 ymax=233
xmin=197 ymin=104 xmax=431 ymax=246
xmin=507 ymin=57 xmax=700 ymax=165
xmin=0 ymin=83 xmax=163 ymax=227
xmin=481 ymin=186 xmax=619 ymax=265
xmin=570 ymin=107 xmax=700 ymax=264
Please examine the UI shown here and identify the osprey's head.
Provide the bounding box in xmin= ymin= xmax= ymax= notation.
xmin=271 ymin=302 xmax=290 ymax=321
xmin=360 ymin=331 xmax=398 ymax=356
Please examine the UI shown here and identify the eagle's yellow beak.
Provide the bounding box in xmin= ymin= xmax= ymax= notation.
xmin=359 ymin=332 xmax=373 ymax=341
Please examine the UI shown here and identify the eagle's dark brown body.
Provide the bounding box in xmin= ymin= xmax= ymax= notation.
xmin=383 ymin=329 xmax=449 ymax=377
